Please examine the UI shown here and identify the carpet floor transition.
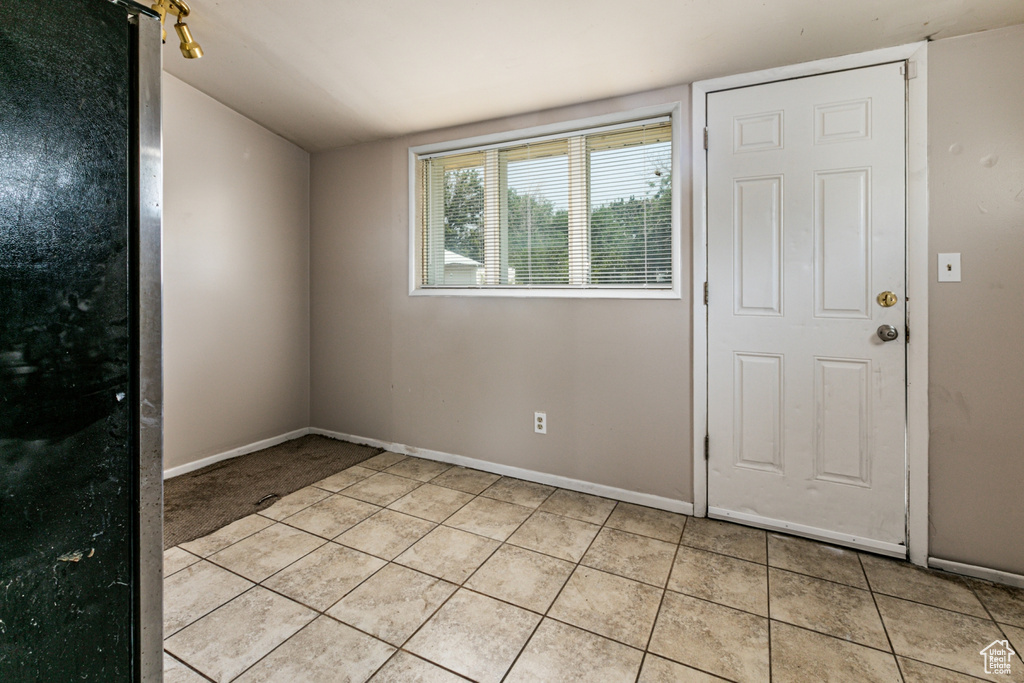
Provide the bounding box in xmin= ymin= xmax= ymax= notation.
xmin=163 ymin=435 xmax=382 ymax=548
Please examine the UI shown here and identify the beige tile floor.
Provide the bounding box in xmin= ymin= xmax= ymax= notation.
xmin=164 ymin=453 xmax=1024 ymax=683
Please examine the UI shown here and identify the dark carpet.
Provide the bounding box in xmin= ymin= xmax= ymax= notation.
xmin=163 ymin=434 xmax=382 ymax=549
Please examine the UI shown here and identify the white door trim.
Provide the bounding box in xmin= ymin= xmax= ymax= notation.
xmin=691 ymin=42 xmax=930 ymax=566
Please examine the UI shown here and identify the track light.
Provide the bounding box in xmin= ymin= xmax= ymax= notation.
xmin=174 ymin=19 xmax=203 ymax=59
xmin=151 ymin=0 xmax=203 ymax=59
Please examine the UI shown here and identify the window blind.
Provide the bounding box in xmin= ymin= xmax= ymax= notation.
xmin=418 ymin=118 xmax=672 ymax=289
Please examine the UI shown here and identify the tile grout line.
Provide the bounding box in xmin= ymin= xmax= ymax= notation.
xmin=174 ymin=531 xmax=390 ymax=645
xmin=320 ymin=471 xmax=500 ymax=635
xmin=764 ymin=557 xmax=873 ymax=591
xmin=692 ymin=531 xmax=912 ymax=594
xmin=634 ymin=514 xmax=688 ymax=683
xmin=497 ymin=498 xmax=627 ymax=682
xmin=177 ymin=517 xmax=276 ymax=560
xmin=495 ymin=605 xmax=545 ymax=682
xmin=230 ymin=464 xmax=475 ymax=594
xmin=379 ymin=561 xmax=487 ymax=670
xmin=163 ymin=648 xmax=217 ymax=682
xmin=276 ymin=513 xmax=381 ymax=545
xmin=167 ymin=462 xmax=641 ymax=680
xmin=964 ymin=575 xmax=1001 ymax=622
xmin=332 ymin=517 xmax=439 ymax=557
xmin=386 ymin=486 xmax=476 ymax=525
xmin=344 ymin=467 xmax=475 ymax=531
xmin=765 ymin=618 xmax=906 ymax=664
xmin=371 ymin=648 xmax=472 ymax=682
xmin=665 ymin=583 xmax=770 ymax=622
xmin=187 ymin=483 xmax=731 ymax=679
xmin=324 ymin=534 xmax=977 ymax=682
xmin=634 ymin=651 xmax=651 ymax=683
xmin=963 ymin=575 xmax=1024 ymax=678
xmin=377 ymin=501 xmax=686 ymax=658
xmin=170 ymin=451 xmax=370 ymax=551
xmin=654 ymin=582 xmax=907 ymax=659
xmin=168 ymin=455 xmax=400 ymax=679
xmin=895 ymin=654 xmax=995 ymax=682
xmin=180 ymin=502 xmax=466 ymax=676
xmin=866 ymin=584 xmax=1012 ymax=621
xmin=618 ymin=512 xmax=749 ymax=683
xmin=225 ymin=613 xmax=323 ymax=682
xmin=204 ymin=532 xmax=330 ymax=587
xmin=536 ymin=498 xmax=686 ymax=674
xmin=394 ymin=485 xmax=696 ymax=677
xmin=771 ymin=548 xmax=1002 ymax=621
xmin=163 ymin=583 xmax=261 ymax=677
xmin=184 ymin=473 xmax=655 ymax=626
xmin=858 ymin=552 xmax=906 ymax=682
xmin=456 ymin=481 xmax=558 ymax=682
xmin=161 ymin=544 xmax=201 ymax=577
xmin=174 ymin=456 xmax=1015 ymax=682
xmin=626 ymin=517 xmax=768 ymax=680
xmin=363 ymin=476 xmax=549 ymax=679
xmin=163 ymin=568 xmax=261 ymax=640
xmin=346 ymin=635 xmax=397 ymax=683
xmin=766 ymin=529 xmax=773 ymax=682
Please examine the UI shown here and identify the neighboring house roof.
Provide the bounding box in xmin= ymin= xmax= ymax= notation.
xmin=444 ymin=250 xmax=482 ymax=267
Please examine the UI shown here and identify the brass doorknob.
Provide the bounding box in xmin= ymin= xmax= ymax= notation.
xmin=877 ymin=291 xmax=897 ymax=307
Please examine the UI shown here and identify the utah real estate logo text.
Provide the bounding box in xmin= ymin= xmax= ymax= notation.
xmin=980 ymin=640 xmax=1016 ymax=675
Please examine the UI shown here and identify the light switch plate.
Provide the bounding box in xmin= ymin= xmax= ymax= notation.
xmin=938 ymin=253 xmax=961 ymax=282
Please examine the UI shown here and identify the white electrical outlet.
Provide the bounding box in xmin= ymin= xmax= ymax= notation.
xmin=534 ymin=412 xmax=547 ymax=434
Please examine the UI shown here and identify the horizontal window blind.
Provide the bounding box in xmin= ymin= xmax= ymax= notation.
xmin=418 ymin=118 xmax=672 ymax=289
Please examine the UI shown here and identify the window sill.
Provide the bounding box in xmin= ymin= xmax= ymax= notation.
xmin=408 ymin=285 xmax=682 ymax=300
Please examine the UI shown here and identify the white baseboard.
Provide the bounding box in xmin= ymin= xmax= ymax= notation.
xmin=708 ymin=507 xmax=907 ymax=558
xmin=309 ymin=427 xmax=392 ymax=452
xmin=309 ymin=427 xmax=693 ymax=515
xmin=929 ymin=557 xmax=1024 ymax=589
xmin=163 ymin=428 xmax=311 ymax=479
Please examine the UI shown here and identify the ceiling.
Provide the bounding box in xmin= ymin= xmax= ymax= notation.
xmin=162 ymin=0 xmax=1024 ymax=152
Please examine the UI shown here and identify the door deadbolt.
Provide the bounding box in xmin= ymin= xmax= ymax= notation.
xmin=876 ymin=324 xmax=899 ymax=342
xmin=877 ymin=291 xmax=897 ymax=307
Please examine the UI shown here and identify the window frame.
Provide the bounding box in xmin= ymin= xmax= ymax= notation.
xmin=407 ymin=102 xmax=683 ymax=299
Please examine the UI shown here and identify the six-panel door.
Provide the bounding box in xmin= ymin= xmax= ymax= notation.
xmin=706 ymin=63 xmax=908 ymax=552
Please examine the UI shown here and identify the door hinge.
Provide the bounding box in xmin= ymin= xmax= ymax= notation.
xmin=704 ymin=434 xmax=709 ymax=460
xmin=905 ymin=324 xmax=910 ymax=344
xmin=703 ymin=127 xmax=709 ymax=150
xmin=703 ymin=281 xmax=709 ymax=306
xmin=899 ymin=61 xmax=918 ymax=80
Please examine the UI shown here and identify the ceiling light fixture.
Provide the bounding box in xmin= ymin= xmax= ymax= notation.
xmin=150 ymin=0 xmax=203 ymax=59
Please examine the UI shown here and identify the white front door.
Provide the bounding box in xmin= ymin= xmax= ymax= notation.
xmin=706 ymin=63 xmax=907 ymax=555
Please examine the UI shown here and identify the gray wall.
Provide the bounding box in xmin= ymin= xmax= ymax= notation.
xmin=311 ymin=85 xmax=693 ymax=502
xmin=928 ymin=25 xmax=1024 ymax=574
xmin=163 ymin=74 xmax=311 ymax=472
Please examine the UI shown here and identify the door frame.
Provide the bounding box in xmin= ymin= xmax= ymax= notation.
xmin=691 ymin=42 xmax=930 ymax=566
xmin=126 ymin=4 xmax=165 ymax=680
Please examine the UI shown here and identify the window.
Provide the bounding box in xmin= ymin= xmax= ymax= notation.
xmin=410 ymin=109 xmax=678 ymax=297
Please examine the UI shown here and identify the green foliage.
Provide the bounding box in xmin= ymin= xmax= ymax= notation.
xmin=441 ymin=167 xmax=671 ymax=284
xmin=507 ymin=189 xmax=568 ymax=284
xmin=444 ymin=168 xmax=484 ymax=263
xmin=590 ymin=172 xmax=672 ymax=284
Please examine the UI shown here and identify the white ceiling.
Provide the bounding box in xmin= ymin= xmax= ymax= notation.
xmin=162 ymin=0 xmax=1024 ymax=152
